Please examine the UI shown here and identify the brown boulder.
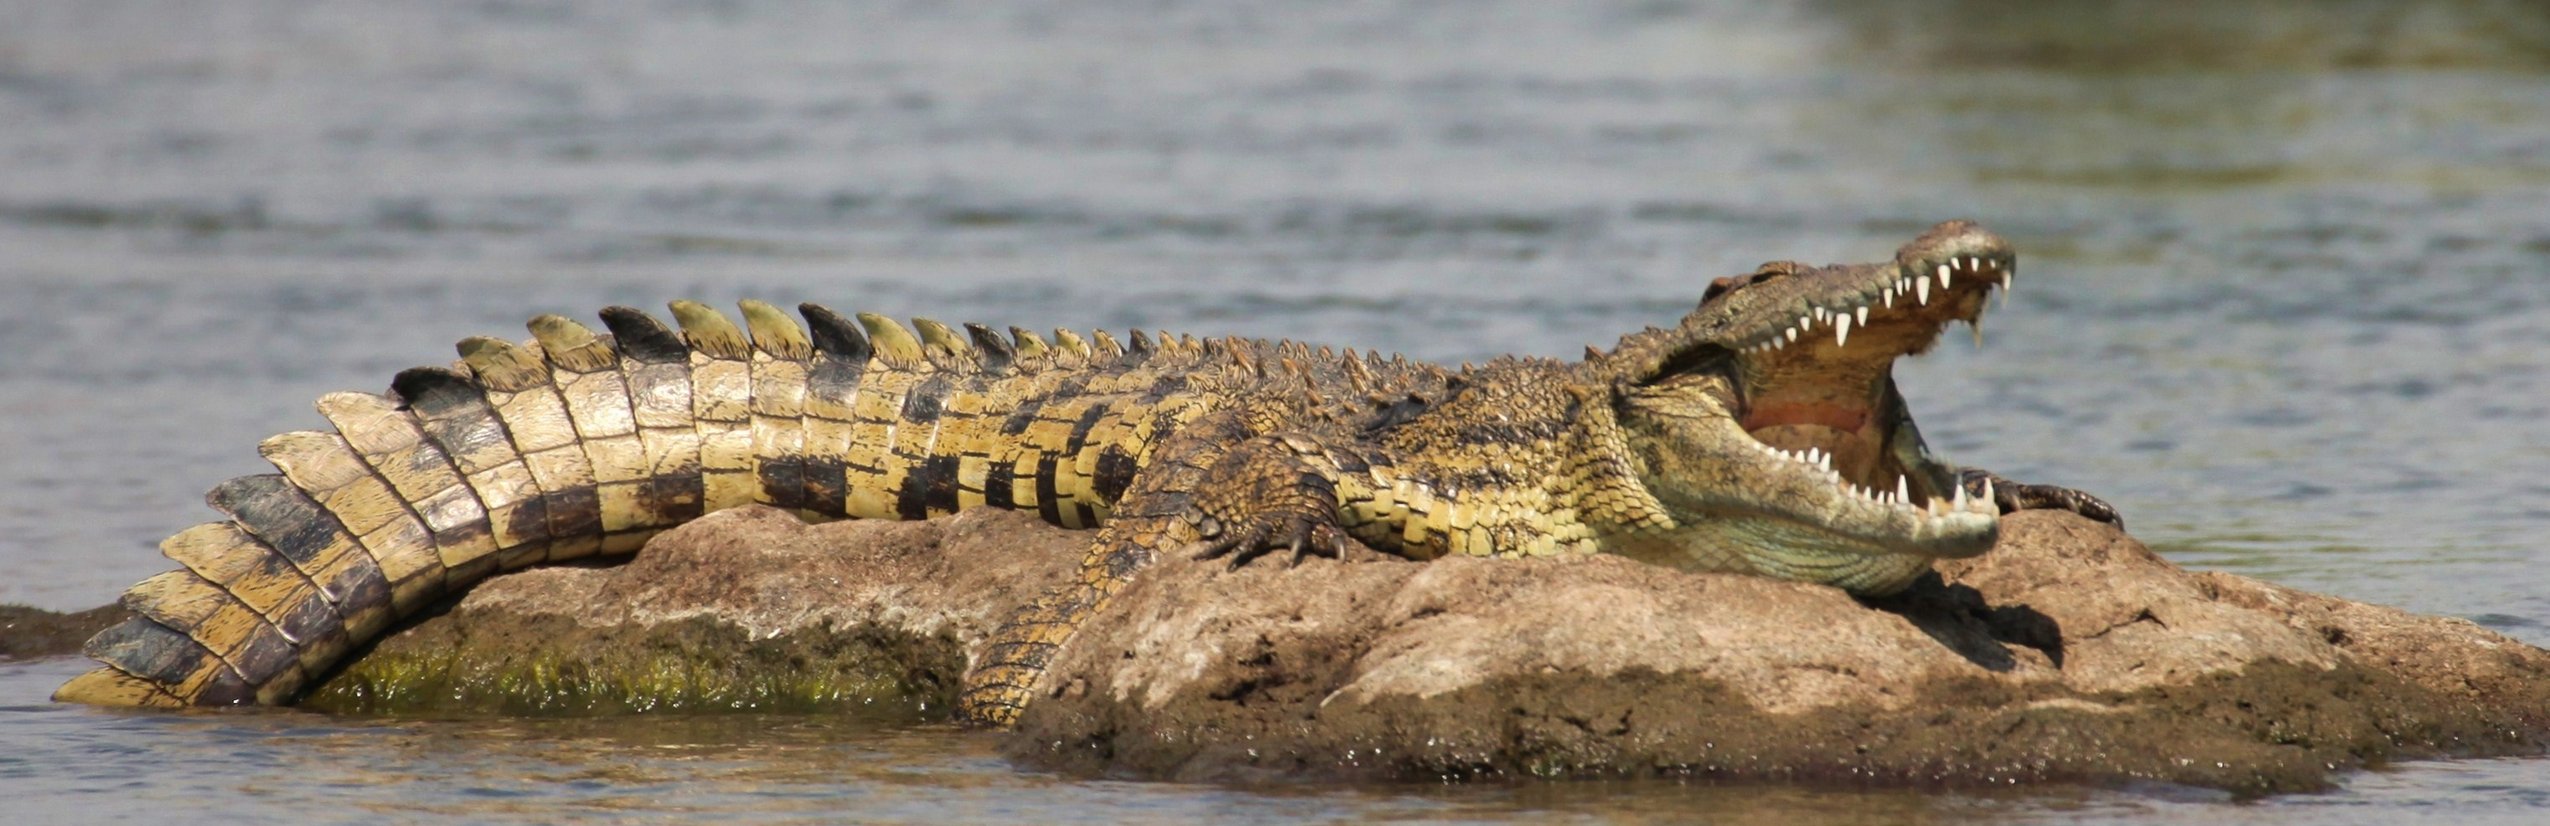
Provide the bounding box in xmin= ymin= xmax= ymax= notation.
xmin=1 ymin=603 xmax=128 ymax=661
xmin=310 ymin=506 xmax=2550 ymax=794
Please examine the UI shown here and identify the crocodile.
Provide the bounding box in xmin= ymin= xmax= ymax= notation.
xmin=55 ymin=219 xmax=2114 ymax=726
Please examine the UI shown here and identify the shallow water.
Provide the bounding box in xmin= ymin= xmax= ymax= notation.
xmin=4 ymin=1 xmax=2549 ymax=822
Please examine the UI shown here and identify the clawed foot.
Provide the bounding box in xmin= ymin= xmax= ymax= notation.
xmin=1184 ymin=436 xmax=1352 ymax=570
xmin=1189 ymin=504 xmax=1349 ymax=569
xmin=1961 ymin=469 xmax=2123 ymax=528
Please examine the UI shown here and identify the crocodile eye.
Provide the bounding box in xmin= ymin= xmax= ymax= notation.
xmin=1703 ymin=261 xmax=1805 ymax=305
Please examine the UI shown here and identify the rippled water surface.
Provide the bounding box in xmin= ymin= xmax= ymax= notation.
xmin=5 ymin=1 xmax=2549 ymax=822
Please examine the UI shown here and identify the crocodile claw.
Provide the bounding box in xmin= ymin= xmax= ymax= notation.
xmin=1193 ymin=511 xmax=1348 ymax=570
xmin=1961 ymin=469 xmax=2124 ymax=529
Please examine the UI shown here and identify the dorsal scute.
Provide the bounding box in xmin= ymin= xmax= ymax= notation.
xmin=528 ymin=314 xmax=617 ymax=373
xmin=855 ymin=312 xmax=925 ymax=368
xmin=1008 ymin=326 xmax=1051 ymax=363
xmin=1091 ymin=330 xmax=1125 ymax=360
xmin=913 ymin=318 xmax=982 ymax=374
xmin=668 ymin=300 xmax=752 ymax=360
xmin=1051 ymin=329 xmax=1092 ymax=367
xmin=456 ymin=336 xmax=548 ymax=392
xmin=597 ymin=306 xmax=688 ymax=364
xmin=964 ymin=323 xmax=1016 ymax=373
xmin=389 ymin=366 xmax=484 ymax=414
xmin=800 ymin=303 xmax=872 ymax=362
xmin=1340 ymin=351 xmax=1373 ymax=395
xmin=909 ymin=318 xmax=974 ymax=372
xmin=738 ymin=300 xmax=813 ymax=361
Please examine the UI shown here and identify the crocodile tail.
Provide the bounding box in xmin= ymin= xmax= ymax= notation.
xmin=53 ymin=300 xmax=1175 ymax=708
xmin=54 ymin=303 xmax=851 ymax=707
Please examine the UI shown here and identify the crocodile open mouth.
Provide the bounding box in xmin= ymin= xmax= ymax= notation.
xmin=1602 ymin=220 xmax=2024 ymax=591
xmin=1731 ymin=251 xmax=2008 ymax=518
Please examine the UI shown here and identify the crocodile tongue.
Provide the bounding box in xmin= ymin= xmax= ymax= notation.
xmin=1741 ymin=401 xmax=1886 ymax=493
xmin=1740 ymin=401 xmax=1868 ymax=435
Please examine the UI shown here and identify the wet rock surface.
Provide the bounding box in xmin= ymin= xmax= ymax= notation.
xmin=311 ymin=506 xmax=2550 ymax=794
xmin=0 ymin=604 xmax=127 ymax=661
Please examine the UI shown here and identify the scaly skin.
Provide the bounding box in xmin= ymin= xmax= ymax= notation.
xmin=55 ymin=220 xmax=2114 ymax=727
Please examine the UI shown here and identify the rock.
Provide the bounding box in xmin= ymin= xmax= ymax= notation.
xmin=0 ymin=604 xmax=128 ymax=661
xmin=1024 ymin=511 xmax=2550 ymax=794
xmin=309 ymin=506 xmax=2550 ymax=795
xmin=304 ymin=506 xmax=1081 ymax=717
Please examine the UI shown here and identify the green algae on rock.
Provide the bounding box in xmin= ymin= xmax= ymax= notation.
xmin=303 ymin=613 xmax=965 ymax=718
xmin=299 ymin=505 xmax=1077 ymax=719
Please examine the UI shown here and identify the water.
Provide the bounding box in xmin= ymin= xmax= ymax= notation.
xmin=4 ymin=1 xmax=2548 ymax=821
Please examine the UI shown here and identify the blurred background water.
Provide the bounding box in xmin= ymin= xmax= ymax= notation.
xmin=3 ymin=1 xmax=2548 ymax=822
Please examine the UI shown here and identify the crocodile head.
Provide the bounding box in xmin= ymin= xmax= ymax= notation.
xmin=1592 ymin=220 xmax=2012 ymax=595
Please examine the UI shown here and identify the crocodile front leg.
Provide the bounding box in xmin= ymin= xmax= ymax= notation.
xmin=1190 ymin=434 xmax=1354 ymax=568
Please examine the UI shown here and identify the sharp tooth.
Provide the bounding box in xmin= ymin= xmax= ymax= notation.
xmin=1856 ymin=306 xmax=1869 ymax=325
xmin=1936 ymin=264 xmax=1952 ymax=289
xmin=1972 ymin=316 xmax=1985 ymax=348
xmin=1953 ymin=485 xmax=1968 ymax=510
xmin=1820 ymin=452 xmax=1832 ymax=471
xmin=1834 ymin=315 xmax=1851 ymax=347
xmin=1799 ymin=314 xmax=1814 ymax=330
xmin=1915 ymin=276 xmax=1931 ymax=305
xmin=1896 ymin=475 xmax=1910 ymax=504
xmin=1882 ymin=288 xmax=1895 ymax=308
xmin=1969 ymin=256 xmax=1982 ymax=271
xmin=1786 ymin=327 xmax=1798 ymax=343
xmin=1814 ymin=307 xmax=1828 ymax=322
xmin=1981 ymin=478 xmax=1996 ymax=510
